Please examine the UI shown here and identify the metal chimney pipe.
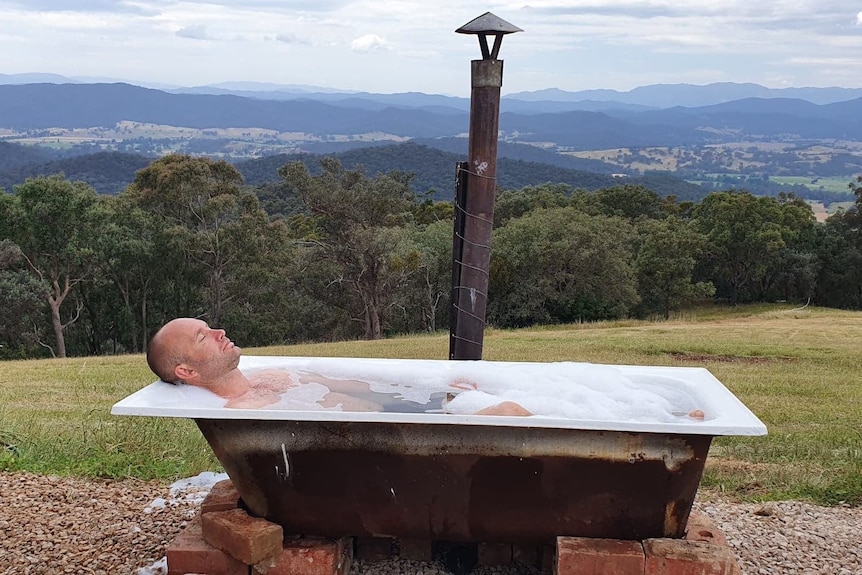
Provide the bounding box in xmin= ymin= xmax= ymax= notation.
xmin=450 ymin=13 xmax=521 ymax=360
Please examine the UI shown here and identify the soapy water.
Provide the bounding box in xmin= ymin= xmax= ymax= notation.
xmin=238 ymin=360 xmax=707 ymax=424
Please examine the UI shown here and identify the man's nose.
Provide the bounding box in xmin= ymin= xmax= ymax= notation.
xmin=213 ymin=329 xmax=226 ymax=339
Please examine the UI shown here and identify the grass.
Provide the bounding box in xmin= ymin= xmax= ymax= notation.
xmin=770 ymin=175 xmax=856 ymax=194
xmin=1 ymin=303 xmax=860 ymax=506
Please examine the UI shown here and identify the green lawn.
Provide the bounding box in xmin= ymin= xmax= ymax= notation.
xmin=1 ymin=303 xmax=860 ymax=505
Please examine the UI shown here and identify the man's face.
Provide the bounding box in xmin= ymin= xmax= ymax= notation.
xmin=162 ymin=318 xmax=242 ymax=382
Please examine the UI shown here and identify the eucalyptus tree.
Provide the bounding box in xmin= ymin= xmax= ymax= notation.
xmin=592 ymin=184 xmax=667 ymax=221
xmin=488 ymin=207 xmax=639 ymax=328
xmin=214 ymin=213 xmax=330 ymax=347
xmin=0 ymin=239 xmax=48 ymax=358
xmin=635 ymin=217 xmax=714 ymax=319
xmin=0 ymin=176 xmax=102 ymax=357
xmin=493 ymin=183 xmax=571 ymax=227
xmin=691 ymin=191 xmax=816 ymax=304
xmin=813 ymin=177 xmax=862 ymax=309
xmin=127 ymin=154 xmax=270 ymax=329
xmin=90 ymin=194 xmax=168 ymax=352
xmin=279 ymin=158 xmax=418 ymax=340
xmin=755 ymin=193 xmax=818 ymax=302
xmin=401 ymin=219 xmax=452 ymax=333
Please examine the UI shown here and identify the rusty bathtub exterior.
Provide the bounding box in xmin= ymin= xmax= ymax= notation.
xmin=195 ymin=418 xmax=711 ymax=542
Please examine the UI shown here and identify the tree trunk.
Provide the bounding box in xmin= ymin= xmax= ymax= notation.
xmin=47 ymin=276 xmax=74 ymax=358
xmin=48 ymin=297 xmax=66 ymax=358
xmin=361 ymin=293 xmax=383 ymax=340
xmin=424 ymin=273 xmax=440 ymax=332
xmin=118 ymin=281 xmax=139 ymax=352
xmin=369 ymin=305 xmax=382 ymax=340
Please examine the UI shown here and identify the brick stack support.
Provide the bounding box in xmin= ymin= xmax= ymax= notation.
xmin=166 ymin=479 xmax=352 ymax=575
xmin=555 ymin=511 xmax=742 ymax=575
xmin=165 ymin=480 xmax=742 ymax=575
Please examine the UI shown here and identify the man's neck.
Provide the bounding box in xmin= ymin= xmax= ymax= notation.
xmin=195 ymin=369 xmax=251 ymax=399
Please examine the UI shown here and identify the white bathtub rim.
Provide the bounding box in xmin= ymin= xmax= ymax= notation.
xmin=111 ymin=357 xmax=767 ymax=437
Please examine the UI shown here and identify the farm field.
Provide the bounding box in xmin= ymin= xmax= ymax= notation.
xmin=771 ymin=175 xmax=856 ymax=193
xmin=563 ymin=144 xmax=862 ymax=185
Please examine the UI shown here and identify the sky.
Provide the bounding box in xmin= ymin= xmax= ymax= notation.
xmin=1 ymin=1 xmax=862 ymax=97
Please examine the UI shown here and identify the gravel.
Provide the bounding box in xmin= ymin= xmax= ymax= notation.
xmin=1 ymin=472 xmax=860 ymax=575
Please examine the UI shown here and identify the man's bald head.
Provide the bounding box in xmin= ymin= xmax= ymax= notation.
xmin=146 ymin=320 xmax=187 ymax=383
xmin=145 ymin=318 xmax=241 ymax=386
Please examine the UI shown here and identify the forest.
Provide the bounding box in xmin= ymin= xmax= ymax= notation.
xmin=1 ymin=153 xmax=861 ymax=360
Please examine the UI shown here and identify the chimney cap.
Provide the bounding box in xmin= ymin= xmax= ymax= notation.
xmin=455 ymin=12 xmax=523 ymax=35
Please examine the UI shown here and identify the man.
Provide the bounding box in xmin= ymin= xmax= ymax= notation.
xmin=146 ymin=318 xmax=380 ymax=410
xmin=147 ymin=317 xmax=532 ymax=415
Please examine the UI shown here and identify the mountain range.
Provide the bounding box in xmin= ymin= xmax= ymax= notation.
xmin=3 ymin=81 xmax=862 ymax=150
xmin=1 ymin=76 xmax=861 ymax=204
xmin=3 ymin=73 xmax=861 ymax=108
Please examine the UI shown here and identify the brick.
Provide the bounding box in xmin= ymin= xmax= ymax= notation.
xmin=202 ymin=508 xmax=284 ymax=565
xmin=644 ymin=539 xmax=741 ymax=575
xmin=254 ymin=536 xmax=352 ymax=575
xmin=355 ymin=536 xmax=393 ymax=561
xmin=477 ymin=542 xmax=511 ymax=566
xmin=398 ymin=538 xmax=433 ymax=562
xmin=684 ymin=512 xmax=729 ymax=548
xmin=166 ymin=516 xmax=249 ymax=575
xmin=513 ymin=543 xmax=539 ymax=566
xmin=202 ymin=479 xmax=242 ymax=514
xmin=556 ymin=537 xmax=645 ymax=575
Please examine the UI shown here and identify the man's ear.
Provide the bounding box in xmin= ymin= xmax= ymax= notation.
xmin=175 ymin=363 xmax=197 ymax=383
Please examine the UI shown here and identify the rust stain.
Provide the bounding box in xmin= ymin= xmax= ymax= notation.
xmin=196 ymin=419 xmax=711 ymax=542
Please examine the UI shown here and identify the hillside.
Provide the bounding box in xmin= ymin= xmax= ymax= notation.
xmin=3 ymin=83 xmax=862 ymax=148
xmin=2 ymin=82 xmax=861 ymax=199
xmin=235 ymin=142 xmax=705 ymax=201
xmin=0 ymin=141 xmax=58 ymax=171
xmin=0 ymin=151 xmax=153 ymax=195
xmin=0 ymin=141 xmax=703 ymax=201
xmin=0 ymin=83 xmax=466 ymax=137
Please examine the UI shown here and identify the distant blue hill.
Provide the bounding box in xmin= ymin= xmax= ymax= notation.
xmin=3 ymin=82 xmax=862 ymax=148
xmin=4 ymin=73 xmax=862 ymax=108
xmin=506 ymin=82 xmax=862 ymax=107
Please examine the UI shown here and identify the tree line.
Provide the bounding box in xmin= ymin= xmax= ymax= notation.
xmin=1 ymin=153 xmax=860 ymax=359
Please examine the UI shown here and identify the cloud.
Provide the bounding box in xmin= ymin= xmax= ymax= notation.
xmin=181 ymin=0 xmax=353 ymax=12
xmin=176 ymin=24 xmax=209 ymax=40
xmin=275 ymin=32 xmax=311 ymax=45
xmin=519 ymin=3 xmax=680 ymax=19
xmin=857 ymin=12 xmax=862 ymax=25
xmin=4 ymin=0 xmax=157 ymax=15
xmin=350 ymin=33 xmax=389 ymax=52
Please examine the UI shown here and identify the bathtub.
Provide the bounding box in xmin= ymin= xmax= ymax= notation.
xmin=112 ymin=356 xmax=766 ymax=543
